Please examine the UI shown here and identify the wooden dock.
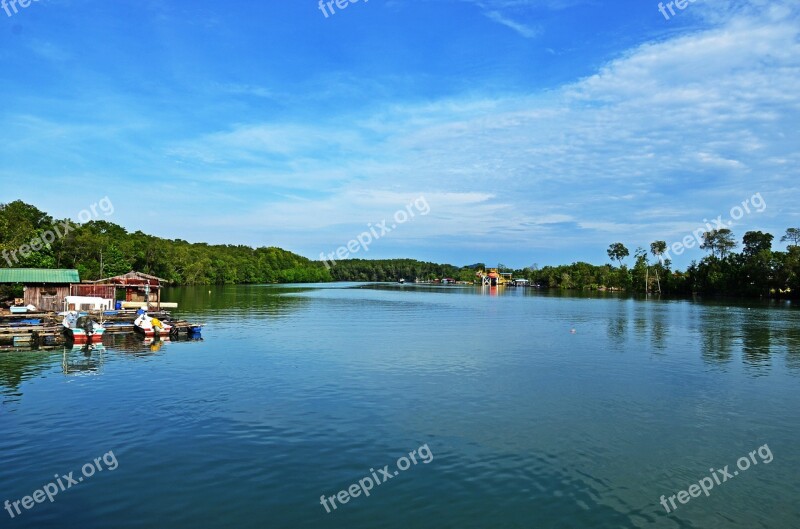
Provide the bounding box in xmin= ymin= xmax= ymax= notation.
xmin=0 ymin=324 xmax=67 ymax=348
xmin=0 ymin=309 xmax=203 ymax=351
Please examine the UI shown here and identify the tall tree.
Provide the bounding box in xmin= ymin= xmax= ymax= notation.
xmin=701 ymin=229 xmax=737 ymax=258
xmin=742 ymin=231 xmax=773 ymax=256
xmin=781 ymin=228 xmax=800 ymax=248
xmin=607 ymin=243 xmax=629 ymax=267
xmin=634 ymin=247 xmax=649 ymax=292
xmin=741 ymin=231 xmax=774 ymax=296
xmin=650 ymin=241 xmax=667 ymax=294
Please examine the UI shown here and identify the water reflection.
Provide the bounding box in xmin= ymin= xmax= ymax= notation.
xmin=605 ymin=301 xmax=670 ymax=351
xmin=700 ymin=322 xmax=735 ymax=366
xmin=162 ymin=284 xmax=315 ymax=317
xmin=62 ymin=344 xmax=105 ymax=375
xmin=0 ymin=333 xmax=204 ymax=399
xmin=693 ymin=304 xmax=800 ymax=374
xmin=742 ymin=318 xmax=772 ymax=371
xmin=0 ymin=351 xmax=54 ymax=400
xmin=606 ymin=302 xmax=629 ymax=347
xmin=786 ymin=326 xmax=800 ymax=371
xmin=649 ymin=307 xmax=667 ymax=350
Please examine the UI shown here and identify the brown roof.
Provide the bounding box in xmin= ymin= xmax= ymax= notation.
xmin=92 ymin=271 xmax=168 ymax=287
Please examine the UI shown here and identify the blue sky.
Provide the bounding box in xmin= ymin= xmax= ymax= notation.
xmin=1 ymin=0 xmax=798 ymax=269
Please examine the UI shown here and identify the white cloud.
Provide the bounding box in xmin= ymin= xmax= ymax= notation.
xmin=156 ymin=1 xmax=800 ymax=263
xmin=484 ymin=10 xmax=539 ymax=38
xmin=5 ymin=0 xmax=798 ymax=265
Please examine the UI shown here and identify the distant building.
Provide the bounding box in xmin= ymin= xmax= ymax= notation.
xmin=91 ymin=271 xmax=169 ymax=310
xmin=0 ymin=268 xmax=80 ymax=311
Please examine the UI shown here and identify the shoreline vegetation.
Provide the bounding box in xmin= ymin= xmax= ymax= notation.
xmin=1 ymin=200 xmax=798 ymax=300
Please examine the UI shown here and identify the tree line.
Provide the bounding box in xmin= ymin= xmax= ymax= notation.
xmin=2 ymin=200 xmax=798 ymax=298
xmin=0 ymin=201 xmax=331 ymax=290
xmin=515 ymin=228 xmax=799 ymax=297
xmin=326 ymin=258 xmax=483 ymax=283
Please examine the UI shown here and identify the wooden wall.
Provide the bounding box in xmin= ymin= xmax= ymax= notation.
xmin=23 ymin=285 xmax=71 ymax=312
xmin=71 ymin=284 xmax=116 ymax=299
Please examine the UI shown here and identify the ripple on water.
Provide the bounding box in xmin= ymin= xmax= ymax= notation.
xmin=1 ymin=285 xmax=799 ymax=528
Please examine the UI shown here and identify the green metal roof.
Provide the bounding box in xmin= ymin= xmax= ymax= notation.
xmin=0 ymin=268 xmax=80 ymax=284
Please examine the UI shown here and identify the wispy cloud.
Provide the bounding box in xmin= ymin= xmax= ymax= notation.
xmin=160 ymin=2 xmax=799 ymax=260
xmin=1 ymin=0 xmax=798 ymax=266
xmin=484 ymin=10 xmax=539 ymax=38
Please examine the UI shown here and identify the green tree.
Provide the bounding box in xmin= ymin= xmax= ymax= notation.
xmin=633 ymin=247 xmax=649 ymax=292
xmin=740 ymin=231 xmax=774 ymax=296
xmin=607 ymin=243 xmax=629 ymax=267
xmin=650 ymin=241 xmax=667 ymax=294
xmin=701 ymin=229 xmax=737 ymax=258
xmin=780 ymin=228 xmax=800 ymax=248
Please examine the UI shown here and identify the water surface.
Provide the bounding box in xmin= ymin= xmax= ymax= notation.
xmin=1 ymin=284 xmax=798 ymax=528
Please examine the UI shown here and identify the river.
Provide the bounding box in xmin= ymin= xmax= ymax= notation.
xmin=1 ymin=284 xmax=798 ymax=528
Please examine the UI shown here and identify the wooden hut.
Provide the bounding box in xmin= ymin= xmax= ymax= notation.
xmin=91 ymin=271 xmax=168 ymax=310
xmin=0 ymin=268 xmax=80 ymax=311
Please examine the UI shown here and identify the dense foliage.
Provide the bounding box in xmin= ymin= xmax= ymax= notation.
xmin=0 ymin=201 xmax=331 ymax=285
xmin=2 ymin=200 xmax=798 ymax=298
xmin=326 ymin=259 xmax=482 ymax=282
xmin=513 ymin=233 xmax=800 ymax=298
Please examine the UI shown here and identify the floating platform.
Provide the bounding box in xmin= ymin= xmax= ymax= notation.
xmin=0 ymin=309 xmax=203 ymax=351
xmin=0 ymin=324 xmax=67 ymax=349
xmin=120 ymin=301 xmax=179 ymax=310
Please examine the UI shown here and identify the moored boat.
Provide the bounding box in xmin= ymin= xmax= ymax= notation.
xmin=134 ymin=312 xmax=172 ymax=338
xmin=62 ymin=311 xmax=106 ymax=345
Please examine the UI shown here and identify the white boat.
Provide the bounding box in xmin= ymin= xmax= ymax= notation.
xmin=134 ymin=312 xmax=172 ymax=338
xmin=62 ymin=311 xmax=106 ymax=345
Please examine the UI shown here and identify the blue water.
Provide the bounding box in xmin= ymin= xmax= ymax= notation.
xmin=1 ymin=284 xmax=799 ymax=528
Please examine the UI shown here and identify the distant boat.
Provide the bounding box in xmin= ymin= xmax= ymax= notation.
xmin=134 ymin=312 xmax=173 ymax=338
xmin=398 ymin=278 xmax=405 ymax=284
xmin=62 ymin=311 xmax=106 ymax=345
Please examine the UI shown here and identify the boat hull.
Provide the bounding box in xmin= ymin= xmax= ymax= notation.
xmin=66 ymin=329 xmax=105 ymax=345
xmin=135 ymin=327 xmax=169 ymax=338
xmin=133 ymin=314 xmax=172 ymax=338
xmin=134 ymin=325 xmax=172 ymax=338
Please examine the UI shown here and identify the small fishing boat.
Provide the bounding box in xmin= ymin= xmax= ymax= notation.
xmin=62 ymin=311 xmax=106 ymax=345
xmin=134 ymin=312 xmax=172 ymax=338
